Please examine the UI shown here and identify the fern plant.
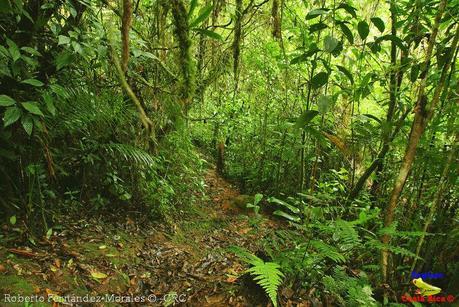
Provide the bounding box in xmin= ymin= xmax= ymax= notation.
xmin=229 ymin=246 xmax=284 ymax=307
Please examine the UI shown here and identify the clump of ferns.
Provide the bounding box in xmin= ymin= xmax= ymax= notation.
xmin=229 ymin=246 xmax=284 ymax=307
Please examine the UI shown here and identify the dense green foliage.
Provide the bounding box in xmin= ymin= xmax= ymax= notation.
xmin=0 ymin=0 xmax=458 ymax=305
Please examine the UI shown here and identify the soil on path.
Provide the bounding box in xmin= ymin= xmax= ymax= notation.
xmin=0 ymin=169 xmax=280 ymax=306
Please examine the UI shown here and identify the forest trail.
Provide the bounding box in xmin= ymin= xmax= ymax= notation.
xmin=0 ymin=168 xmax=283 ymax=306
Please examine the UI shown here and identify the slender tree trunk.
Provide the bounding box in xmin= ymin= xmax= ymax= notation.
xmin=381 ymin=2 xmax=454 ymax=282
xmin=121 ymin=0 xmax=132 ymax=74
xmin=171 ymin=0 xmax=195 ymax=119
xmin=410 ymin=133 xmax=457 ymax=273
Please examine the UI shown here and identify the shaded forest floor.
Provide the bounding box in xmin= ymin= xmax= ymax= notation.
xmin=0 ymin=169 xmax=303 ymax=306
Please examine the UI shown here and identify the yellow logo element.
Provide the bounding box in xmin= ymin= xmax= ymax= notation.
xmin=412 ymin=278 xmax=442 ymax=296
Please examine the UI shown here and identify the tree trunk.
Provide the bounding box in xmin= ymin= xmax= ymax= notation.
xmin=380 ymin=2 xmax=454 ymax=282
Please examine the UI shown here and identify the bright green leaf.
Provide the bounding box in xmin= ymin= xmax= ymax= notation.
xmin=190 ymin=4 xmax=213 ymax=28
xmin=91 ymin=271 xmax=108 ymax=279
xmin=21 ymin=115 xmax=33 ymax=136
xmin=21 ymin=79 xmax=44 ymax=87
xmin=193 ymin=28 xmax=223 ymax=40
xmin=0 ymin=95 xmax=17 ymax=107
xmin=188 ymin=0 xmax=198 ymax=18
xmin=324 ymin=35 xmax=339 ymax=52
xmin=21 ymin=47 xmax=42 ymax=56
xmin=317 ymin=95 xmax=331 ymax=114
xmin=22 ymin=102 xmax=44 ymax=116
xmin=7 ymin=39 xmax=21 ymax=62
xmin=273 ymin=210 xmax=301 ymax=222
xmin=58 ymin=35 xmax=71 ymax=45
xmin=3 ymin=106 xmax=21 ymax=127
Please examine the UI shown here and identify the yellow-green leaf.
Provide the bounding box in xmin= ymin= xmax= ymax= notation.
xmin=91 ymin=271 xmax=108 ymax=279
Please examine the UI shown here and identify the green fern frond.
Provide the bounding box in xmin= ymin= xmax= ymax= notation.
xmin=229 ymin=246 xmax=284 ymax=307
xmin=378 ymin=225 xmax=431 ymax=238
xmin=310 ymin=240 xmax=347 ymax=263
xmin=228 ymin=246 xmax=261 ymax=265
xmin=104 ymin=143 xmax=157 ymax=167
xmin=367 ymin=240 xmax=420 ymax=259
xmin=247 ymin=261 xmax=284 ymax=307
xmin=335 ymin=219 xmax=360 ymax=245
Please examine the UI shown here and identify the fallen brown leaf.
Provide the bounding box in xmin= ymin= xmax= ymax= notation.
xmin=8 ymin=248 xmax=39 ymax=258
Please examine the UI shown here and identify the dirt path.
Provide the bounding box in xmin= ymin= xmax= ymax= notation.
xmin=0 ymin=169 xmax=279 ymax=306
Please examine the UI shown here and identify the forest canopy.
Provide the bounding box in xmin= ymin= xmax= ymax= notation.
xmin=0 ymin=0 xmax=458 ymax=306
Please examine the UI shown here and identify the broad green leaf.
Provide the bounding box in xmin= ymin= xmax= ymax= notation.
xmin=337 ymin=3 xmax=357 ymax=18
xmin=410 ymin=64 xmax=420 ymax=82
xmin=55 ymin=51 xmax=74 ymax=70
xmin=368 ymin=42 xmax=381 ymax=53
xmin=371 ymin=17 xmax=385 ymax=33
xmin=22 ymin=102 xmax=44 ymax=116
xmin=358 ymin=21 xmax=369 ymax=40
xmin=273 ymin=210 xmax=301 ymax=222
xmin=21 ymin=8 xmax=34 ymax=22
xmin=338 ymin=22 xmax=354 ymax=44
xmin=43 ymin=93 xmax=56 ymax=116
xmin=193 ymin=28 xmax=222 ymax=40
xmin=9 ymin=215 xmax=16 ymax=225
xmin=254 ymin=193 xmax=263 ymax=206
xmin=295 ymin=110 xmax=319 ymax=128
xmin=317 ymin=95 xmax=331 ymax=114
xmin=306 ymin=8 xmax=327 ymax=20
xmin=336 ymin=65 xmax=354 ymax=84
xmin=72 ymin=41 xmax=83 ymax=55
xmin=309 ymin=22 xmax=327 ymax=33
xmin=3 ymin=106 xmax=21 ymax=127
xmin=21 ymin=115 xmax=33 ymax=136
xmin=7 ymin=38 xmax=20 ymax=62
xmin=324 ymin=35 xmax=339 ymax=52
xmin=21 ymin=47 xmax=42 ymax=56
xmin=190 ymin=4 xmax=213 ymax=28
xmin=268 ymin=197 xmax=300 ymax=214
xmin=311 ymin=72 xmax=329 ymax=89
xmin=362 ymin=113 xmax=382 ymax=124
xmin=0 ymin=95 xmax=16 ymax=107
xmin=290 ymin=45 xmax=320 ymax=64
xmin=376 ymin=35 xmax=408 ymax=52
xmin=46 ymin=228 xmax=53 ymax=239
xmin=58 ymin=35 xmax=70 ymax=45
xmin=21 ymin=79 xmax=44 ymax=87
